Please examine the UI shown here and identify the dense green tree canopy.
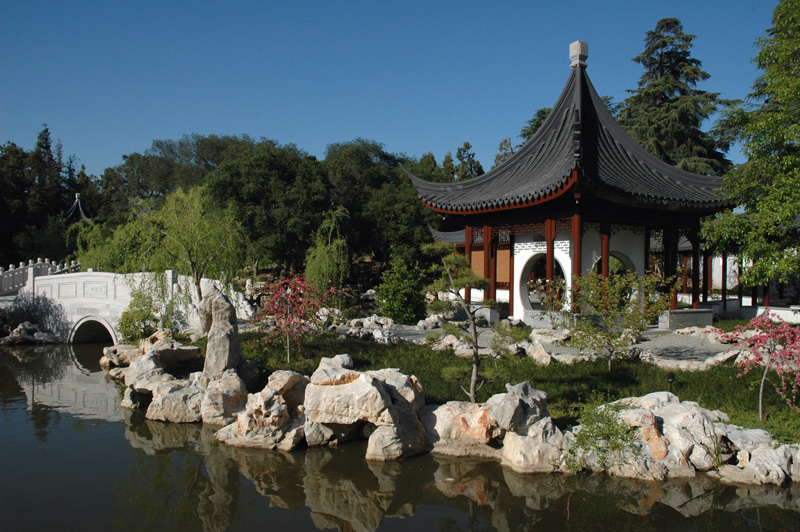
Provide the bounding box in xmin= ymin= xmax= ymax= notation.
xmin=77 ymin=187 xmax=246 ymax=299
xmin=455 ymin=142 xmax=484 ymax=181
xmin=617 ymin=18 xmax=731 ymax=175
xmin=0 ymin=127 xmax=101 ymax=265
xmin=703 ymin=0 xmax=800 ymax=286
xmin=205 ymin=140 xmax=328 ymax=273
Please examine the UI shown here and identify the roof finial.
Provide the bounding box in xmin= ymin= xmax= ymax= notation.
xmin=570 ymin=40 xmax=588 ymax=68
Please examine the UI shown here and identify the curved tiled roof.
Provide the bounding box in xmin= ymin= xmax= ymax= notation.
xmin=408 ymin=51 xmax=725 ymax=214
xmin=428 ymin=225 xmax=465 ymax=245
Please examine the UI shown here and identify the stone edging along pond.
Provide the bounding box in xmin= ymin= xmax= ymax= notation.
xmin=102 ymin=287 xmax=800 ymax=487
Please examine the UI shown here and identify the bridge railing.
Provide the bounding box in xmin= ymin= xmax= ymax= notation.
xmin=0 ymin=259 xmax=81 ymax=296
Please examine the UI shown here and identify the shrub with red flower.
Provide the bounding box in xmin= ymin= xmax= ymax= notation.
xmin=252 ymin=273 xmax=346 ymax=363
xmin=722 ymin=311 xmax=800 ymax=420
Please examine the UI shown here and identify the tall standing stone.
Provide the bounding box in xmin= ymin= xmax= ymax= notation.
xmin=200 ymin=285 xmax=242 ymax=378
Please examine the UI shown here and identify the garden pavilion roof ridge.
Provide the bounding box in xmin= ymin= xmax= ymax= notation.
xmin=406 ymin=41 xmax=726 ymax=214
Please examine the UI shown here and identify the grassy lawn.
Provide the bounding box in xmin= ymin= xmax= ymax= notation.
xmin=195 ymin=331 xmax=799 ymax=443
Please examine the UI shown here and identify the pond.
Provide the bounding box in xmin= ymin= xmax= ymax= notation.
xmin=1 ymin=343 xmax=798 ymax=531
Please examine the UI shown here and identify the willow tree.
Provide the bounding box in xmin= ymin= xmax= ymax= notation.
xmin=305 ymin=206 xmax=351 ymax=289
xmin=77 ymin=187 xmax=246 ymax=301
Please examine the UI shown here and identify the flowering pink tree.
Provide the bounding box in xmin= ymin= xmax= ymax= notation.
xmin=722 ymin=311 xmax=800 ymax=420
xmin=253 ymin=274 xmax=343 ymax=363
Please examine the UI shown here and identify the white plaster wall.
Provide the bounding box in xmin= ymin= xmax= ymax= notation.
xmin=711 ymin=255 xmax=739 ymax=290
xmin=511 ymin=230 xmax=573 ymax=320
xmin=580 ymin=227 xmax=645 ymax=275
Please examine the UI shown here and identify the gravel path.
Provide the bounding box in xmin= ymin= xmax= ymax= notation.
xmin=544 ymin=331 xmax=728 ymax=362
xmin=388 ymin=325 xmax=733 ymax=369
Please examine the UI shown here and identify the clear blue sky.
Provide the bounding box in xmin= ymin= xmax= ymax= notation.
xmin=1 ymin=0 xmax=776 ymax=177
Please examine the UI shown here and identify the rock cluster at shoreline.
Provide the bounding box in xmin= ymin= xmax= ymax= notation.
xmin=103 ymin=286 xmax=256 ymax=426
xmin=0 ymin=321 xmax=58 ymax=345
xmin=110 ymin=341 xmax=800 ymax=485
xmin=101 ymin=295 xmax=799 ymax=486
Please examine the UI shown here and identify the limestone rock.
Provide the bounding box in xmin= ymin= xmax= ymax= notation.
xmin=102 ymin=344 xmax=139 ymax=366
xmin=140 ymin=328 xmax=176 ymax=355
xmin=124 ymin=353 xmax=174 ymax=392
xmin=501 ymin=418 xmax=565 ymax=473
xmin=653 ymin=402 xmax=719 ymax=471
xmin=200 ymin=369 xmax=248 ymax=426
xmin=416 ymin=315 xmax=442 ymax=330
xmin=215 ymin=372 xmax=309 ymax=450
xmin=486 ymin=381 xmax=550 ymax=435
xmin=714 ymin=423 xmax=773 ymax=453
xmin=152 ymin=343 xmax=201 ymax=368
xmin=365 ymin=425 xmax=404 ymax=461
xmin=304 ymin=420 xmax=360 ymax=447
xmin=309 ymin=354 xmax=355 ymax=384
xmin=422 ymin=401 xmax=495 ymax=447
xmin=146 ymin=381 xmax=205 ymax=423
xmin=526 ymin=341 xmax=556 ymax=365
xmin=200 ymin=285 xmax=242 ymax=378
xmin=305 ymin=373 xmax=394 ymax=426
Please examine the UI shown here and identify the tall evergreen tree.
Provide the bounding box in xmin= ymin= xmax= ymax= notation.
xmin=441 ymin=152 xmax=456 ymax=183
xmin=703 ymin=0 xmax=800 ymax=286
xmin=618 ymin=18 xmax=731 ymax=175
xmin=493 ymin=138 xmax=515 ymax=168
xmin=26 ymin=126 xmax=65 ymax=219
xmin=455 ymin=142 xmax=484 ymax=181
xmin=0 ymin=142 xmax=30 ymax=264
xmin=519 ymin=107 xmax=553 ymax=143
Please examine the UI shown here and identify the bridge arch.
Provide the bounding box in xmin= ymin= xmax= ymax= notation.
xmin=69 ymin=316 xmax=119 ymax=345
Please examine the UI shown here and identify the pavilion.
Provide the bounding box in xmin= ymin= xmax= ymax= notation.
xmin=407 ymin=41 xmax=728 ymax=324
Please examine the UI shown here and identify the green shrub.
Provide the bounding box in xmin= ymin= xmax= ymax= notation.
xmin=376 ymin=259 xmax=426 ymax=324
xmin=1 ymin=290 xmax=71 ymax=338
xmin=563 ymin=403 xmax=639 ymax=473
xmin=118 ymin=291 xmax=159 ymax=341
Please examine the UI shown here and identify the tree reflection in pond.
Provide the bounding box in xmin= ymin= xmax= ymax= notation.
xmin=2 ymin=343 xmax=800 ymax=531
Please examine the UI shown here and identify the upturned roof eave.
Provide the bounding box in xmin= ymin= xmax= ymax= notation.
xmin=408 ymin=47 xmax=727 ymax=214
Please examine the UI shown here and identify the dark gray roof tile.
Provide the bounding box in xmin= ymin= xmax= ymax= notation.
xmin=408 ymin=60 xmax=725 ymax=214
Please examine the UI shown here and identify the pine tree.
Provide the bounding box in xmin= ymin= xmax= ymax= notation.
xmin=618 ymin=18 xmax=731 ymax=175
xmin=441 ymin=152 xmax=456 ymax=183
xmin=493 ymin=138 xmax=515 ymax=168
xmin=455 ymin=142 xmax=484 ymax=181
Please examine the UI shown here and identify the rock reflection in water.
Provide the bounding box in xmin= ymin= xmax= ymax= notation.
xmin=3 ymin=343 xmax=799 ymax=531
xmin=119 ymin=411 xmax=800 ymax=532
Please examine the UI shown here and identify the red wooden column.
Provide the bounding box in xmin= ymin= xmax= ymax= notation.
xmin=689 ymin=231 xmax=701 ymax=309
xmin=484 ymin=225 xmax=495 ymax=300
xmin=600 ymin=221 xmax=610 ymax=278
xmin=464 ymin=225 xmax=472 ymax=304
xmin=545 ymin=219 xmax=556 ymax=281
xmin=508 ymin=234 xmax=515 ymax=315
xmin=663 ymin=228 xmax=678 ymax=310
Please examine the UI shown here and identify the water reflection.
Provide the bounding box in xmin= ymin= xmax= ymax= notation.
xmin=0 ymin=343 xmax=124 ymax=425
xmin=123 ymin=409 xmax=800 ymax=532
xmin=2 ymin=343 xmax=799 ymax=531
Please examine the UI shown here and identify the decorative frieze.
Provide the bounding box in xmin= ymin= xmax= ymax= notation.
xmin=514 ymin=239 xmax=572 ymax=255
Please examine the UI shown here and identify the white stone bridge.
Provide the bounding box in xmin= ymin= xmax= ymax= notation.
xmin=4 ymin=262 xmax=252 ymax=344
